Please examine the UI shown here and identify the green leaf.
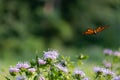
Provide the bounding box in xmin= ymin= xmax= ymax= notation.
xmin=5 ymin=77 xmax=10 ymax=80
xmin=33 ymin=75 xmax=38 ymax=80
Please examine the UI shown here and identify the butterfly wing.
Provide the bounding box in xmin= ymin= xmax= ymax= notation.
xmin=83 ymin=28 xmax=94 ymax=35
xmin=95 ymin=26 xmax=109 ymax=33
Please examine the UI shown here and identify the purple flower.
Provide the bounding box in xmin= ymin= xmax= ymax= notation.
xmin=16 ymin=62 xmax=30 ymax=69
xmin=9 ymin=67 xmax=20 ymax=74
xmin=103 ymin=61 xmax=112 ymax=68
xmin=94 ymin=67 xmax=115 ymax=77
xmin=114 ymin=51 xmax=120 ymax=57
xmin=94 ymin=67 xmax=109 ymax=75
xmin=26 ymin=68 xmax=36 ymax=75
xmin=28 ymin=68 xmax=36 ymax=73
xmin=9 ymin=67 xmax=20 ymax=76
xmin=38 ymin=58 xmax=46 ymax=65
xmin=16 ymin=76 xmax=26 ymax=80
xmin=94 ymin=67 xmax=104 ymax=73
xmin=104 ymin=49 xmax=113 ymax=55
xmin=83 ymin=77 xmax=89 ymax=80
xmin=39 ymin=76 xmax=45 ymax=80
xmin=74 ymin=68 xmax=85 ymax=78
xmin=55 ymin=63 xmax=68 ymax=73
xmin=44 ymin=50 xmax=59 ymax=60
xmin=104 ymin=69 xmax=115 ymax=77
xmin=114 ymin=76 xmax=120 ymax=80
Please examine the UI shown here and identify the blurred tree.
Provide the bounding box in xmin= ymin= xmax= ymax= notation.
xmin=0 ymin=0 xmax=120 ymax=59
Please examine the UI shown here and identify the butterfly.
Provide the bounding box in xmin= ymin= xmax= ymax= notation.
xmin=83 ymin=26 xmax=109 ymax=35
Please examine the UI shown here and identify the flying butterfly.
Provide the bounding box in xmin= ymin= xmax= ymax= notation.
xmin=83 ymin=25 xmax=109 ymax=35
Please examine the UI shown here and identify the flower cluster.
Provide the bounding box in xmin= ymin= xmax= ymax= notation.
xmin=103 ymin=49 xmax=120 ymax=57
xmin=9 ymin=62 xmax=36 ymax=79
xmin=7 ymin=50 xmax=88 ymax=80
xmin=104 ymin=49 xmax=113 ymax=55
xmin=43 ymin=50 xmax=59 ymax=60
xmin=94 ymin=67 xmax=115 ymax=76
xmin=93 ymin=49 xmax=120 ymax=80
xmin=94 ymin=67 xmax=116 ymax=80
xmin=6 ymin=49 xmax=120 ymax=80
xmin=16 ymin=62 xmax=30 ymax=70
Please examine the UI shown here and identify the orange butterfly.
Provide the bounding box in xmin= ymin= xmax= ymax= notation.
xmin=83 ymin=26 xmax=109 ymax=35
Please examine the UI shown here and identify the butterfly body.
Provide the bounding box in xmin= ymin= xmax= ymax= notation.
xmin=83 ymin=26 xmax=109 ymax=35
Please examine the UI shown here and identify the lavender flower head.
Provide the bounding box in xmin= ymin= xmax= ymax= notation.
xmin=74 ymin=68 xmax=85 ymax=78
xmin=16 ymin=62 xmax=30 ymax=69
xmin=104 ymin=49 xmax=113 ymax=55
xmin=55 ymin=63 xmax=68 ymax=73
xmin=44 ymin=50 xmax=59 ymax=60
xmin=114 ymin=51 xmax=120 ymax=57
xmin=9 ymin=67 xmax=20 ymax=76
xmin=104 ymin=69 xmax=115 ymax=77
xmin=28 ymin=68 xmax=36 ymax=73
xmin=103 ymin=61 xmax=112 ymax=68
xmin=94 ymin=67 xmax=105 ymax=74
xmin=113 ymin=76 xmax=120 ymax=80
xmin=38 ymin=58 xmax=46 ymax=65
xmin=16 ymin=76 xmax=26 ymax=80
xmin=83 ymin=77 xmax=89 ymax=80
xmin=94 ymin=67 xmax=115 ymax=77
xmin=9 ymin=67 xmax=20 ymax=73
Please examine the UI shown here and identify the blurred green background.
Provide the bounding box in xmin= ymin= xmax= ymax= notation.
xmin=0 ymin=0 xmax=120 ymax=75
